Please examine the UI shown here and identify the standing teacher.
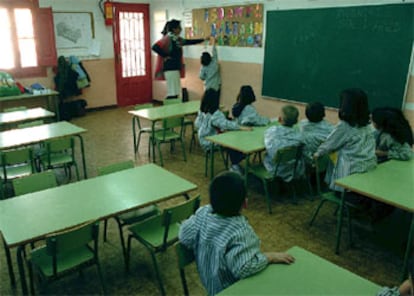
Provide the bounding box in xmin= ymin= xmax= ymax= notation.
xmin=152 ymin=19 xmax=208 ymax=99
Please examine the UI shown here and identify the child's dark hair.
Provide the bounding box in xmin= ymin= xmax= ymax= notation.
xmin=372 ymin=107 xmax=413 ymax=145
xmin=201 ymin=52 xmax=212 ymax=66
xmin=305 ymin=102 xmax=325 ymax=123
xmin=209 ymin=171 xmax=246 ymax=217
xmin=200 ymin=88 xmax=220 ymax=114
xmin=339 ymin=88 xmax=370 ymax=127
xmin=237 ymin=85 xmax=256 ymax=105
xmin=282 ymin=105 xmax=299 ymax=127
xmin=168 ymin=19 xmax=181 ymax=32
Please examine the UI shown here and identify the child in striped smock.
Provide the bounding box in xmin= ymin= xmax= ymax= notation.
xmin=195 ymin=89 xmax=251 ymax=174
xmin=371 ymin=107 xmax=413 ymax=163
xmin=263 ymin=105 xmax=305 ymax=182
xmin=314 ymin=88 xmax=377 ymax=192
xmin=232 ymin=85 xmax=270 ymax=126
xmin=299 ymin=102 xmax=334 ymax=164
xmin=179 ymin=172 xmax=295 ymax=295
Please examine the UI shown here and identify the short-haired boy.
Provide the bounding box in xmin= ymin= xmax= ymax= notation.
xmin=179 ymin=172 xmax=294 ymax=295
xmin=299 ymin=102 xmax=334 ymax=163
xmin=263 ymin=105 xmax=304 ymax=181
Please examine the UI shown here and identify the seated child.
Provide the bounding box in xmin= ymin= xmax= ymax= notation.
xmin=299 ymin=102 xmax=334 ymax=163
xmin=263 ymin=105 xmax=304 ymax=182
xmin=179 ymin=171 xmax=295 ymax=295
xmin=232 ymin=85 xmax=270 ymax=126
xmin=314 ymin=88 xmax=376 ymax=193
xmin=371 ymin=107 xmax=413 ymax=163
xmin=195 ymin=89 xmax=251 ymax=174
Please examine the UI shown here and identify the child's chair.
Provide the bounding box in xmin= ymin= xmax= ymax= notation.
xmin=97 ymin=160 xmax=160 ymax=269
xmin=248 ymin=145 xmax=303 ymax=213
xmin=175 ymin=242 xmax=195 ymax=296
xmin=126 ymin=196 xmax=200 ymax=296
xmin=308 ymin=153 xmax=353 ymax=247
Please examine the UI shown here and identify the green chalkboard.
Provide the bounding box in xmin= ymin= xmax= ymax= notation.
xmin=262 ymin=4 xmax=413 ymax=109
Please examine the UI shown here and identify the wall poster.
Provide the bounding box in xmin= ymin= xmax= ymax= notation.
xmin=189 ymin=4 xmax=263 ymax=47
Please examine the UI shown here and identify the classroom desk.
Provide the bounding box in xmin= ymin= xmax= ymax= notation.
xmin=0 ymin=121 xmax=88 ymax=179
xmin=128 ymin=100 xmax=199 ymax=158
xmin=335 ymin=159 xmax=414 ymax=278
xmin=0 ymin=91 xmax=60 ymax=121
xmin=0 ymin=107 xmax=55 ymax=129
xmin=205 ymin=124 xmax=270 ymax=182
xmin=0 ymin=163 xmax=197 ymax=293
xmin=219 ymin=246 xmax=380 ymax=295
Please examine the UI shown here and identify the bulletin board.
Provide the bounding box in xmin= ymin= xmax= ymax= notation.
xmin=189 ymin=4 xmax=263 ymax=47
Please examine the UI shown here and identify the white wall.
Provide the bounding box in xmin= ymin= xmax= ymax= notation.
xmin=39 ymin=0 xmax=149 ymax=59
xmin=40 ymin=0 xmax=413 ymax=62
xmin=150 ymin=0 xmax=413 ymax=63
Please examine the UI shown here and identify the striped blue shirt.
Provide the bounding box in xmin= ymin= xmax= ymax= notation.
xmin=299 ymin=119 xmax=334 ymax=163
xmin=316 ymin=120 xmax=377 ymax=192
xmin=375 ymin=131 xmax=413 ymax=162
xmin=199 ymin=45 xmax=221 ymax=91
xmin=236 ymin=105 xmax=270 ymax=126
xmin=179 ymin=205 xmax=268 ymax=295
xmin=195 ymin=110 xmax=240 ymax=151
xmin=263 ymin=125 xmax=305 ymax=182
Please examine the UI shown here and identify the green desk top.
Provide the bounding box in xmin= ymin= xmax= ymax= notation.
xmin=0 ymin=164 xmax=197 ymax=247
xmin=0 ymin=107 xmax=55 ymax=125
xmin=0 ymin=90 xmax=59 ymax=102
xmin=128 ymin=100 xmax=200 ymax=121
xmin=0 ymin=121 xmax=86 ymax=150
xmin=219 ymin=246 xmax=380 ymax=295
xmin=206 ymin=125 xmax=270 ymax=154
xmin=335 ymin=159 xmax=414 ymax=212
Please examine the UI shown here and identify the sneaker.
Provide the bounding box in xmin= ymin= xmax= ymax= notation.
xmin=229 ymin=164 xmax=243 ymax=175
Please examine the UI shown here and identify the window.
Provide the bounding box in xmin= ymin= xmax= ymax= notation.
xmin=0 ymin=1 xmax=57 ymax=78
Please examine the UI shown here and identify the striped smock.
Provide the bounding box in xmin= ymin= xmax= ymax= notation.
xmin=179 ymin=205 xmax=268 ymax=295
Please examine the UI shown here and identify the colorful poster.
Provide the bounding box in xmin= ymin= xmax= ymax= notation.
xmin=188 ymin=4 xmax=263 ymax=48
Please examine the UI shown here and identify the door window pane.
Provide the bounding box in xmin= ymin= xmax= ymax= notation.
xmin=119 ymin=12 xmax=146 ymax=78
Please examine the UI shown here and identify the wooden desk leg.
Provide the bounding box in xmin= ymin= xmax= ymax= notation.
xmin=3 ymin=240 xmax=16 ymax=288
xmin=401 ymin=213 xmax=414 ymax=281
xmin=335 ymin=191 xmax=346 ymax=254
xmin=75 ymin=135 xmax=88 ymax=179
xmin=16 ymin=245 xmax=28 ymax=294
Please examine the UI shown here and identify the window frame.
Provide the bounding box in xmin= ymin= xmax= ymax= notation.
xmin=0 ymin=0 xmax=56 ymax=78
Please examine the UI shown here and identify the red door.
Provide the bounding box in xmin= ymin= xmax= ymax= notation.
xmin=112 ymin=3 xmax=152 ymax=106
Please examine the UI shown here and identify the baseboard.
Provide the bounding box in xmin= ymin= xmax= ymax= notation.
xmin=85 ymin=105 xmax=118 ymax=113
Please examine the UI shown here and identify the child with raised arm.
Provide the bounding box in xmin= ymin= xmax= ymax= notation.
xmin=179 ymin=172 xmax=295 ymax=295
xmin=199 ymin=38 xmax=221 ymax=94
xmin=263 ymin=105 xmax=304 ymax=182
xmin=232 ymin=85 xmax=270 ymax=126
xmin=371 ymin=107 xmax=413 ymax=163
xmin=314 ymin=88 xmax=376 ymax=193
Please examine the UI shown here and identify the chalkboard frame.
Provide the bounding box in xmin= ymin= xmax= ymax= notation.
xmin=262 ymin=4 xmax=414 ymax=110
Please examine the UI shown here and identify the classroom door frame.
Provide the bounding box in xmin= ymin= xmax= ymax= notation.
xmin=112 ymin=3 xmax=152 ymax=107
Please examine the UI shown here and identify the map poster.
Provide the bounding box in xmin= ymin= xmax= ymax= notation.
xmin=53 ymin=12 xmax=94 ymax=50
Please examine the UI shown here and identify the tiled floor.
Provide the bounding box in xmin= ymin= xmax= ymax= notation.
xmin=0 ymin=106 xmax=408 ymax=295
